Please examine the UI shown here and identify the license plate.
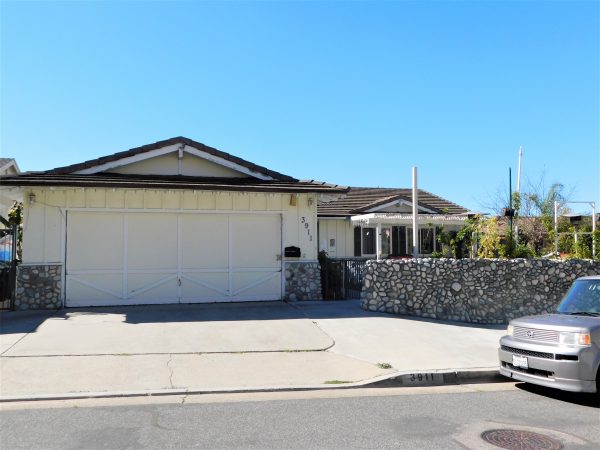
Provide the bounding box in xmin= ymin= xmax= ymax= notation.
xmin=512 ymin=355 xmax=529 ymax=369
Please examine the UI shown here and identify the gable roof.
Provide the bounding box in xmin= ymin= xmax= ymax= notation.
xmin=42 ymin=136 xmax=297 ymax=182
xmin=0 ymin=158 xmax=20 ymax=174
xmin=0 ymin=137 xmax=348 ymax=195
xmin=318 ymin=187 xmax=468 ymax=217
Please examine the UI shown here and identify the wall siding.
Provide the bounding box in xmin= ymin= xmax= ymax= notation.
xmin=318 ymin=219 xmax=354 ymax=258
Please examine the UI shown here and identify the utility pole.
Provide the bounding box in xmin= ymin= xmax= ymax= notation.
xmin=515 ymin=147 xmax=522 ymax=244
xmin=412 ymin=167 xmax=419 ymax=258
xmin=509 ymin=168 xmax=513 ymax=237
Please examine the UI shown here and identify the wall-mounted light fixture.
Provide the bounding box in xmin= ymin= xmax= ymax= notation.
xmin=307 ymin=197 xmax=314 ymax=207
xmin=28 ymin=192 xmax=36 ymax=206
xmin=289 ymin=194 xmax=297 ymax=206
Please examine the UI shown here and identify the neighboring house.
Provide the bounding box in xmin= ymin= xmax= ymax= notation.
xmin=317 ymin=187 xmax=470 ymax=259
xmin=0 ymin=137 xmax=346 ymax=309
xmin=0 ymin=158 xmax=21 ymax=219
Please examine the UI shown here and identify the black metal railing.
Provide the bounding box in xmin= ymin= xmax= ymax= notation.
xmin=321 ymin=258 xmax=368 ymax=300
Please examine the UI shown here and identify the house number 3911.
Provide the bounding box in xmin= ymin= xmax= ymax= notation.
xmin=301 ymin=217 xmax=313 ymax=241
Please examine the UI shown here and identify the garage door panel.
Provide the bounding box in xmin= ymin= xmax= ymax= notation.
xmin=127 ymin=214 xmax=178 ymax=270
xmin=66 ymin=211 xmax=282 ymax=306
xmin=231 ymin=215 xmax=280 ymax=268
xmin=181 ymin=273 xmax=229 ymax=298
xmin=66 ymin=275 xmax=123 ymax=306
xmin=181 ymin=215 xmax=228 ymax=269
xmin=231 ymin=272 xmax=281 ymax=299
xmin=127 ymin=273 xmax=178 ymax=301
xmin=67 ymin=213 xmax=123 ymax=270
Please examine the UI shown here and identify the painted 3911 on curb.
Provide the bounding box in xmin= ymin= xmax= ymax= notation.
xmin=498 ymin=275 xmax=600 ymax=393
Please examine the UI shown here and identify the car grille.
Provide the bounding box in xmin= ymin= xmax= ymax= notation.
xmin=502 ymin=362 xmax=554 ymax=378
xmin=513 ymin=326 xmax=558 ymax=342
xmin=501 ymin=345 xmax=553 ymax=359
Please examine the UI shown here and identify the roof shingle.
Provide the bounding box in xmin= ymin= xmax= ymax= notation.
xmin=318 ymin=187 xmax=468 ymax=216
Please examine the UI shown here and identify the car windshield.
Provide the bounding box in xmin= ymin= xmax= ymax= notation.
xmin=556 ymin=279 xmax=600 ymax=315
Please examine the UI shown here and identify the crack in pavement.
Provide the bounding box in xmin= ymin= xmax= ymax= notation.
xmin=166 ymin=354 xmax=175 ymax=389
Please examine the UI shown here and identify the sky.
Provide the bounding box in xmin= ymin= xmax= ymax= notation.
xmin=1 ymin=0 xmax=598 ymax=213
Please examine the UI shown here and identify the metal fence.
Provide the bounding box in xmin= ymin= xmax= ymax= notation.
xmin=0 ymin=224 xmax=18 ymax=310
xmin=321 ymin=258 xmax=368 ymax=300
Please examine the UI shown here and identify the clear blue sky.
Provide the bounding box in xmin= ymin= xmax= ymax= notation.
xmin=1 ymin=1 xmax=598 ymax=213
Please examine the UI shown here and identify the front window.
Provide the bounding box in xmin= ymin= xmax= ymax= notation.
xmin=362 ymin=228 xmax=375 ymax=255
xmin=381 ymin=227 xmax=391 ymax=258
xmin=556 ymin=279 xmax=600 ymax=315
xmin=420 ymin=228 xmax=434 ymax=254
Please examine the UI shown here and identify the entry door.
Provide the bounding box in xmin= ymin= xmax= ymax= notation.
xmin=66 ymin=211 xmax=282 ymax=307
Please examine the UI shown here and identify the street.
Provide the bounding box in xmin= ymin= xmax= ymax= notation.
xmin=1 ymin=383 xmax=598 ymax=449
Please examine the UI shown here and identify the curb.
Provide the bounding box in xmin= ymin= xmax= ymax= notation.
xmin=0 ymin=367 xmax=507 ymax=403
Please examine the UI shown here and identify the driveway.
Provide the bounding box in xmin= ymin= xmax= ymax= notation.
xmin=1 ymin=302 xmax=333 ymax=356
xmin=295 ymin=300 xmax=507 ymax=371
xmin=0 ymin=300 xmax=507 ymax=398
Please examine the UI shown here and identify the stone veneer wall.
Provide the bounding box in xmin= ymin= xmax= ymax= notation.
xmin=15 ymin=264 xmax=63 ymax=310
xmin=362 ymin=258 xmax=600 ymax=324
xmin=284 ymin=261 xmax=322 ymax=301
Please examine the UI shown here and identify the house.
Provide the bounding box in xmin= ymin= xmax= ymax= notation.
xmin=0 ymin=137 xmax=347 ymax=309
xmin=0 ymin=158 xmax=21 ymax=219
xmin=317 ymin=187 xmax=470 ymax=259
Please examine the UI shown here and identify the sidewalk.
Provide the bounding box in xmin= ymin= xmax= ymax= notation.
xmin=0 ymin=301 xmax=507 ymax=401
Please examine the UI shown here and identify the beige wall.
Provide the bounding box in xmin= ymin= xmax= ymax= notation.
xmin=107 ymin=152 xmax=246 ymax=178
xmin=318 ymin=219 xmax=354 ymax=258
xmin=22 ymin=188 xmax=318 ymax=264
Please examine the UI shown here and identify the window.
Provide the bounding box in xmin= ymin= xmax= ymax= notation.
xmin=420 ymin=228 xmax=434 ymax=254
xmin=406 ymin=227 xmax=435 ymax=255
xmin=362 ymin=228 xmax=375 ymax=255
xmin=354 ymin=227 xmax=361 ymax=257
xmin=392 ymin=226 xmax=407 ymax=256
xmin=381 ymin=227 xmax=391 ymax=258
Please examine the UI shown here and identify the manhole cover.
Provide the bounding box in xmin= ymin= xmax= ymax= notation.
xmin=481 ymin=429 xmax=563 ymax=450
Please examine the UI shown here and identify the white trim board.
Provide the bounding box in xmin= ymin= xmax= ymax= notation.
xmin=72 ymin=144 xmax=275 ymax=180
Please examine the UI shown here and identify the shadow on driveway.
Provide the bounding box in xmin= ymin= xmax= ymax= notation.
xmin=1 ymin=299 xmax=506 ymax=330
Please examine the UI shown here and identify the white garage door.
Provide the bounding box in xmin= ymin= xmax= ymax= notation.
xmin=65 ymin=211 xmax=282 ymax=307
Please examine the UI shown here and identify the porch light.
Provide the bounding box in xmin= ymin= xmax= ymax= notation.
xmin=28 ymin=192 xmax=36 ymax=206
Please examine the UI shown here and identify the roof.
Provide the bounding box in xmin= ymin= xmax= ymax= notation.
xmin=0 ymin=172 xmax=348 ymax=194
xmin=351 ymin=213 xmax=468 ymax=226
xmin=40 ymin=136 xmax=297 ymax=182
xmin=0 ymin=137 xmax=348 ymax=194
xmin=0 ymin=158 xmax=19 ymax=173
xmin=318 ymin=187 xmax=468 ymax=217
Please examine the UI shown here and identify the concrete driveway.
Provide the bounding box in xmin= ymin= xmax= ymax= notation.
xmin=295 ymin=300 xmax=507 ymax=371
xmin=0 ymin=300 xmax=507 ymax=398
xmin=1 ymin=302 xmax=333 ymax=356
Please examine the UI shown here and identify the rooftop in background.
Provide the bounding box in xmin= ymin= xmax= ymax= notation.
xmin=0 ymin=158 xmax=20 ymax=175
xmin=318 ymin=187 xmax=469 ymax=217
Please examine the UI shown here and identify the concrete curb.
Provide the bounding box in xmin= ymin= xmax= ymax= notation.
xmin=0 ymin=367 xmax=507 ymax=403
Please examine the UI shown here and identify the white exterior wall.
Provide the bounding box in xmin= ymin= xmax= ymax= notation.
xmin=318 ymin=218 xmax=354 ymax=258
xmin=22 ymin=188 xmax=318 ymax=265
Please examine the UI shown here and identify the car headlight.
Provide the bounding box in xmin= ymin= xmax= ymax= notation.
xmin=558 ymin=331 xmax=591 ymax=346
xmin=507 ymin=324 xmax=514 ymax=336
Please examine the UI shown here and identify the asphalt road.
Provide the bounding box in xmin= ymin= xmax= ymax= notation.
xmin=1 ymin=384 xmax=599 ymax=449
